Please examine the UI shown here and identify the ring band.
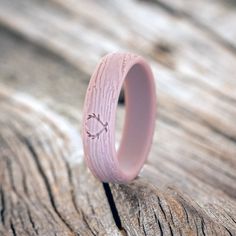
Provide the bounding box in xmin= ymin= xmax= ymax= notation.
xmin=82 ymin=52 xmax=157 ymax=183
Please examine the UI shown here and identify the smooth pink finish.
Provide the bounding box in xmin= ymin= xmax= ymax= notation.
xmin=82 ymin=52 xmax=157 ymax=183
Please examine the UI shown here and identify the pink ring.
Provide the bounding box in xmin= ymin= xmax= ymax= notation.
xmin=82 ymin=52 xmax=157 ymax=183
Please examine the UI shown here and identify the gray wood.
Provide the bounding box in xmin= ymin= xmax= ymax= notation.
xmin=154 ymin=0 xmax=236 ymax=52
xmin=0 ymin=87 xmax=233 ymax=235
xmin=0 ymin=0 xmax=236 ymax=235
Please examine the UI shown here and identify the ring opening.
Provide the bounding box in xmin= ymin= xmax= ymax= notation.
xmin=117 ymin=62 xmax=155 ymax=177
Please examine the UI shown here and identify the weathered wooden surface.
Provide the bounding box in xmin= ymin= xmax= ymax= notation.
xmin=0 ymin=88 xmax=233 ymax=236
xmin=0 ymin=0 xmax=236 ymax=235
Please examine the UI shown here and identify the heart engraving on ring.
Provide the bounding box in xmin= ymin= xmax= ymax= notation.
xmin=86 ymin=113 xmax=108 ymax=140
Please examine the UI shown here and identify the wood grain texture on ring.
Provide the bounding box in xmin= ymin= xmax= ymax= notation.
xmin=82 ymin=52 xmax=157 ymax=183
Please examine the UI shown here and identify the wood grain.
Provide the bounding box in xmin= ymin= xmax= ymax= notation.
xmin=0 ymin=87 xmax=233 ymax=235
xmin=0 ymin=0 xmax=236 ymax=235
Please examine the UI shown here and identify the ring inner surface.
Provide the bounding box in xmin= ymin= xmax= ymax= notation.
xmin=117 ymin=63 xmax=153 ymax=174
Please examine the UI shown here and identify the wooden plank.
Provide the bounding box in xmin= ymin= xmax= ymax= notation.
xmin=0 ymin=88 xmax=123 ymax=236
xmin=154 ymin=0 xmax=236 ymax=52
xmin=0 ymin=87 xmax=233 ymax=235
xmin=0 ymin=0 xmax=236 ymax=234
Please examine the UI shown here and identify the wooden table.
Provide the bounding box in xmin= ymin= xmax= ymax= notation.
xmin=0 ymin=0 xmax=236 ymax=235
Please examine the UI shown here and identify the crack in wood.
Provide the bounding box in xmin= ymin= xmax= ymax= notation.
xmin=180 ymin=202 xmax=190 ymax=224
xmin=157 ymin=196 xmax=167 ymax=220
xmin=225 ymin=227 xmax=233 ymax=236
xmin=10 ymin=221 xmax=17 ymax=236
xmin=0 ymin=187 xmax=5 ymax=225
xmin=168 ymin=222 xmax=174 ymax=236
xmin=142 ymin=223 xmax=147 ymax=236
xmin=200 ymin=218 xmax=206 ymax=236
xmin=157 ymin=219 xmax=164 ymax=236
xmin=23 ymin=138 xmax=75 ymax=234
xmin=80 ymin=210 xmax=97 ymax=236
xmin=102 ymin=183 xmax=123 ymax=231
xmin=27 ymin=208 xmax=39 ymax=235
